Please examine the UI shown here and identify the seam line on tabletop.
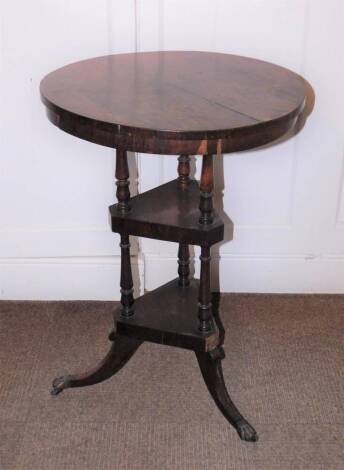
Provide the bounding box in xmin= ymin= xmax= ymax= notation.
xmin=164 ymin=82 xmax=261 ymax=124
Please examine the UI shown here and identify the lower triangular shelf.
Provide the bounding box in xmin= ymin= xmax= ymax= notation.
xmin=115 ymin=278 xmax=219 ymax=352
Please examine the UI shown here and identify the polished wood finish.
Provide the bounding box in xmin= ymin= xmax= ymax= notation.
xmin=177 ymin=154 xmax=191 ymax=187
xmin=178 ymin=243 xmax=190 ymax=288
xmin=50 ymin=335 xmax=142 ymax=395
xmin=196 ymin=346 xmax=258 ymax=442
xmin=116 ymin=148 xmax=134 ymax=317
xmin=199 ymin=154 xmax=214 ymax=225
xmin=116 ymin=279 xmax=219 ymax=352
xmin=119 ymin=233 xmax=134 ymax=318
xmin=198 ymin=246 xmax=213 ymax=332
xmin=115 ymin=148 xmax=131 ymax=213
xmin=43 ymin=51 xmax=309 ymax=443
xmin=109 ymin=179 xmax=224 ymax=245
xmin=177 ymin=155 xmax=191 ymax=287
xmin=40 ymin=51 xmax=306 ymax=155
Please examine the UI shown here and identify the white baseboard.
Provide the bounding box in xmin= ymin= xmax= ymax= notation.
xmin=0 ymin=256 xmax=144 ymax=301
xmin=143 ymin=253 xmax=344 ymax=294
xmin=1 ymin=253 xmax=343 ymax=301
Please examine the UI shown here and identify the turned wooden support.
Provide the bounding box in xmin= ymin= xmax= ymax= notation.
xmin=198 ymin=245 xmax=213 ymax=332
xmin=199 ymin=154 xmax=214 ymax=224
xmin=178 ymin=243 xmax=190 ymax=287
xmin=178 ymin=154 xmax=191 ymax=187
xmin=177 ymin=155 xmax=191 ymax=287
xmin=115 ymin=148 xmax=131 ymax=213
xmin=115 ymin=148 xmax=133 ymax=316
xmin=119 ymin=233 xmax=134 ymax=318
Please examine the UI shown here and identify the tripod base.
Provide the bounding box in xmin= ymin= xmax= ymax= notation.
xmin=51 ymin=291 xmax=257 ymax=442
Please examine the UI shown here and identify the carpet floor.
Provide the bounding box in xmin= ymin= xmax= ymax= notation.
xmin=0 ymin=293 xmax=343 ymax=470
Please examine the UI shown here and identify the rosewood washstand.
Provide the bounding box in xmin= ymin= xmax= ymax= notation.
xmin=40 ymin=51 xmax=306 ymax=442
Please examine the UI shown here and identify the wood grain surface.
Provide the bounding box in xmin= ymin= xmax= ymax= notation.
xmin=40 ymin=51 xmax=306 ymax=154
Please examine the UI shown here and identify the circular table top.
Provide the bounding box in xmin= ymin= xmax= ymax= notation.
xmin=40 ymin=51 xmax=307 ymax=155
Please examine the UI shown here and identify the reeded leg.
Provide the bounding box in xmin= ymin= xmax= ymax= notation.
xmin=51 ymin=335 xmax=142 ymax=395
xmin=196 ymin=346 xmax=258 ymax=442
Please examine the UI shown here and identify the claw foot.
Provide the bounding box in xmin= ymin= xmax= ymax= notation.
xmin=235 ymin=419 xmax=258 ymax=442
xmin=51 ymin=376 xmax=69 ymax=396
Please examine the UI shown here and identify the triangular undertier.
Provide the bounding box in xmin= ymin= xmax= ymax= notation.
xmin=109 ymin=179 xmax=224 ymax=245
xmin=115 ymin=278 xmax=219 ymax=352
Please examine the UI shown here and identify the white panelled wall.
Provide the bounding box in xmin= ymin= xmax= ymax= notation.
xmin=0 ymin=0 xmax=343 ymax=299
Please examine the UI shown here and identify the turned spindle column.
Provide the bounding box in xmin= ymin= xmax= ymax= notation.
xmin=177 ymin=154 xmax=191 ymax=187
xmin=116 ymin=148 xmax=134 ymax=317
xmin=178 ymin=243 xmax=190 ymax=287
xmin=199 ymin=154 xmax=214 ymax=224
xmin=177 ymin=155 xmax=191 ymax=287
xmin=119 ymin=233 xmax=134 ymax=318
xmin=198 ymin=154 xmax=214 ymax=332
xmin=198 ymin=245 xmax=213 ymax=332
xmin=116 ymin=147 xmax=131 ymax=214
